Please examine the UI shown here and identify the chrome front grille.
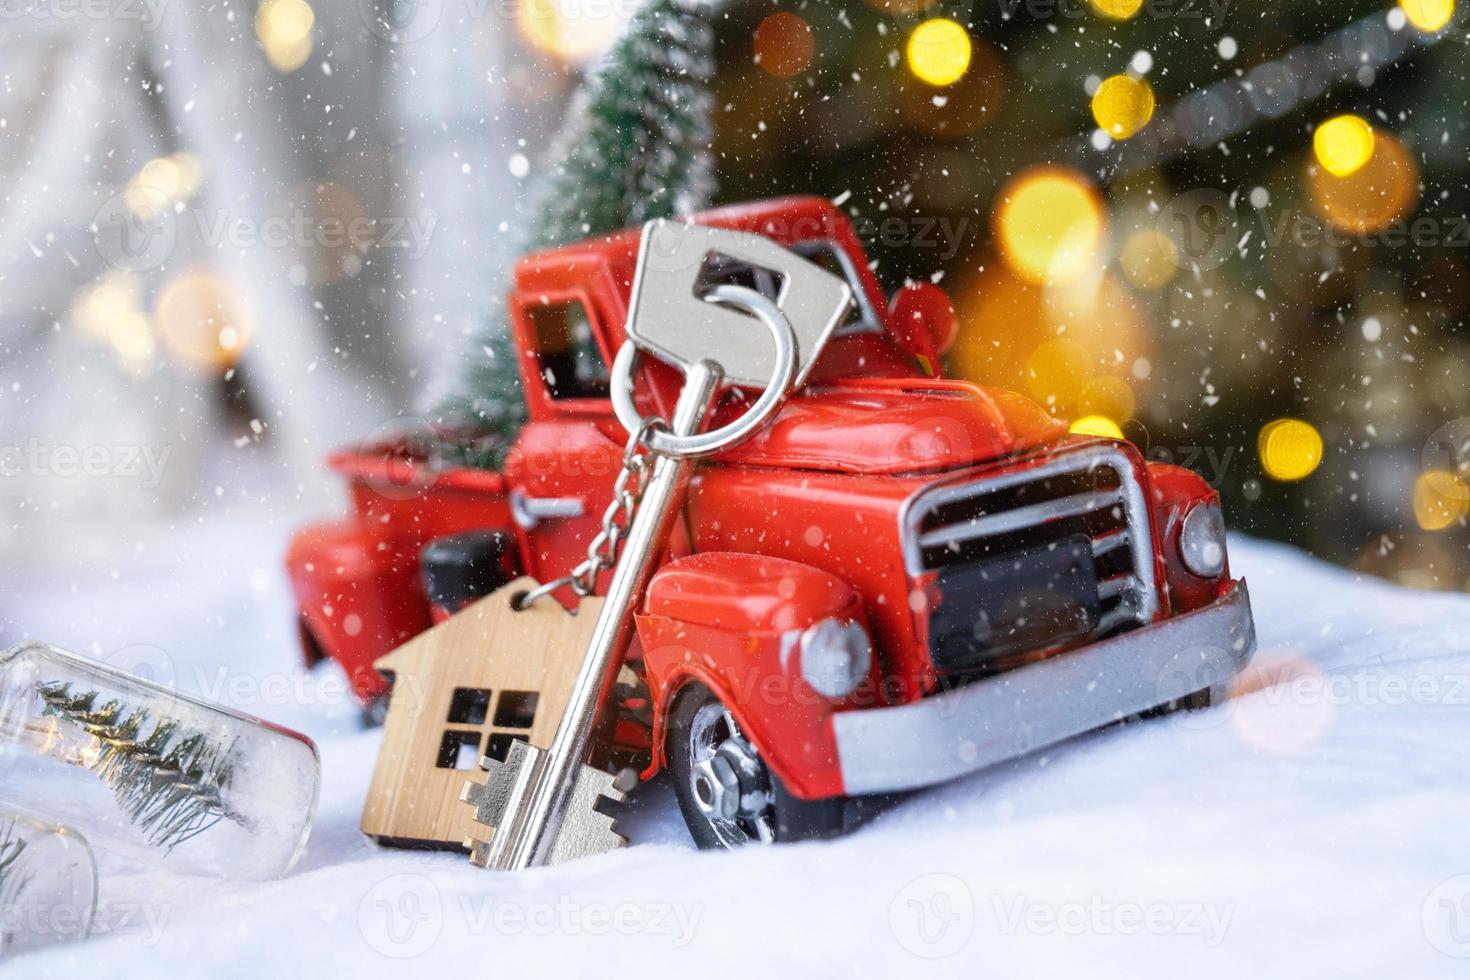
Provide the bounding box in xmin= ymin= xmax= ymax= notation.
xmin=901 ymin=445 xmax=1159 ymax=665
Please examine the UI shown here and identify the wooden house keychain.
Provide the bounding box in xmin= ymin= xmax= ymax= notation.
xmin=362 ymin=220 xmax=854 ymax=864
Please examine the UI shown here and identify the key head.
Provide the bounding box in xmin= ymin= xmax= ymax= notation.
xmin=625 ymin=221 xmax=854 ymax=390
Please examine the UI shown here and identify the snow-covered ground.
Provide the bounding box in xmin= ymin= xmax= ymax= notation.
xmin=3 ymin=513 xmax=1470 ymax=978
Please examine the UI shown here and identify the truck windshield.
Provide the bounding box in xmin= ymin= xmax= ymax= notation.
xmin=691 ymin=239 xmax=885 ymax=338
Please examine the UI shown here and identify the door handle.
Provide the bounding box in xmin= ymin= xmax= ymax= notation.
xmin=510 ymin=490 xmax=586 ymax=530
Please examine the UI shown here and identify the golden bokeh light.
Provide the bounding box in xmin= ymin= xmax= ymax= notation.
xmin=108 ymin=311 xmax=158 ymax=375
xmin=1119 ymin=228 xmax=1178 ymax=289
xmin=1091 ymin=74 xmax=1155 ymax=140
xmin=155 ymin=267 xmax=253 ymax=372
xmin=1259 ymin=418 xmax=1324 ymax=482
xmin=125 ymin=152 xmax=203 ymax=220
xmin=1026 ymin=338 xmax=1092 ymax=412
xmin=901 ymin=36 xmax=1004 ymax=137
xmin=71 ymin=272 xmax=158 ymax=375
xmin=1077 ymin=374 xmax=1135 ymax=422
xmin=1309 ymin=130 xmax=1420 ymax=234
xmin=994 ymin=167 xmax=1106 ymax=285
xmin=948 ymin=266 xmax=1149 ymax=416
xmin=1400 ymin=0 xmax=1456 ymax=32
xmin=1070 ymin=415 xmax=1125 ymax=440
xmin=1312 ymin=115 xmax=1375 ymax=178
xmin=753 ymin=12 xmax=815 ymax=79
xmin=1089 ymin=0 xmax=1144 ymax=19
xmin=256 ymin=0 xmax=314 ymax=73
xmin=1414 ymin=470 xmax=1470 ymax=531
xmin=907 ymin=18 xmax=972 ymax=87
xmin=518 ymin=0 xmax=627 ymax=65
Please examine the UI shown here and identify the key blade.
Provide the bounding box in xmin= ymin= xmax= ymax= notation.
xmin=462 ymin=739 xmax=543 ymax=868
xmin=543 ymin=764 xmax=632 ymax=866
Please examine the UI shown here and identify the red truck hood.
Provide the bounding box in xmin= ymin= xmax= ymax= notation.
xmin=714 ymin=377 xmax=1066 ymax=475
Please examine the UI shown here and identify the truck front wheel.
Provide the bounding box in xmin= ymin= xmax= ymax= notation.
xmin=666 ymin=685 xmax=844 ymax=849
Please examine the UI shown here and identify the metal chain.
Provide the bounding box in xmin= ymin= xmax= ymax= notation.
xmin=514 ymin=417 xmax=668 ymax=610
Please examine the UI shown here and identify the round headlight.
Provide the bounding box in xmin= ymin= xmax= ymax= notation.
xmin=1179 ymin=502 xmax=1227 ymax=579
xmin=800 ymin=618 xmax=873 ymax=699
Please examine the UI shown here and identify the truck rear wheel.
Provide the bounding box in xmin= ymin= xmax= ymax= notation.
xmin=666 ymin=685 xmax=844 ymax=849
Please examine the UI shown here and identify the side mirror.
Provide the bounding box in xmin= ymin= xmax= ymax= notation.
xmin=889 ymin=282 xmax=960 ymax=360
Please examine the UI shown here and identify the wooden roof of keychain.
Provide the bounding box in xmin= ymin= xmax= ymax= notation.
xmin=361 ymin=580 xmax=608 ymax=850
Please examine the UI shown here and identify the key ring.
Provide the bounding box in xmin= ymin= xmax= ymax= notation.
xmin=609 ymin=285 xmax=799 ymax=460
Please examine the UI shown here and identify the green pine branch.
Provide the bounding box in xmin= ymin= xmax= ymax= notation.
xmin=35 ymin=682 xmax=248 ymax=853
xmin=431 ymin=0 xmax=722 ymax=457
xmin=0 ymin=817 xmax=26 ymax=897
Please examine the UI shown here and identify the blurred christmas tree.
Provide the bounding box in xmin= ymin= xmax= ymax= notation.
xmin=434 ymin=0 xmax=721 ymax=446
xmin=701 ymin=0 xmax=1470 ymax=585
xmin=444 ymin=0 xmax=1470 ymax=586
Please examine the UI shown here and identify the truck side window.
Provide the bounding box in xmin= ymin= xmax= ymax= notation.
xmin=527 ymin=299 xmax=610 ymax=400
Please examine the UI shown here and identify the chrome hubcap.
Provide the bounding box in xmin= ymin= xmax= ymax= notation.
xmin=687 ymin=701 xmax=775 ymax=846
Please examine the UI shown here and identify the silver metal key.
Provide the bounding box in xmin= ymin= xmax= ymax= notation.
xmin=463 ymin=220 xmax=853 ymax=870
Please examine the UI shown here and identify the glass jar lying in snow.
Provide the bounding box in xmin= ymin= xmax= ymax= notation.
xmin=0 ymin=642 xmax=320 ymax=880
xmin=0 ymin=808 xmax=96 ymax=957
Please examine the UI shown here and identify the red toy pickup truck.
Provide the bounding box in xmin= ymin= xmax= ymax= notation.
xmin=288 ymin=196 xmax=1256 ymax=848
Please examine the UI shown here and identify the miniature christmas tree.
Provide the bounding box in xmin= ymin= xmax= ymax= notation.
xmin=0 ymin=818 xmax=24 ymax=895
xmin=35 ymin=682 xmax=246 ymax=852
xmin=434 ymin=0 xmax=722 ymax=447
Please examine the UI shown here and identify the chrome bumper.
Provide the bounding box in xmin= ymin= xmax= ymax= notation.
xmin=832 ymin=581 xmax=1256 ymax=796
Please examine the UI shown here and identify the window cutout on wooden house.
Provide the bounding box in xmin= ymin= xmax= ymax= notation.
xmin=493 ymin=691 xmax=539 ymax=729
xmin=436 ymin=731 xmax=482 ymax=770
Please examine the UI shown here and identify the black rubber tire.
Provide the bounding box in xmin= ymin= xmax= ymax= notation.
xmin=666 ymin=685 xmax=845 ymax=850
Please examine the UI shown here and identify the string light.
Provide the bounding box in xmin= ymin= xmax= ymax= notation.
xmin=1310 ymin=130 xmax=1419 ymax=234
xmin=1259 ymin=419 xmax=1324 ymax=482
xmin=754 ymin=12 xmax=814 ymax=79
xmin=1119 ymin=229 xmax=1178 ymax=290
xmin=1400 ymin=0 xmax=1456 ymax=32
xmin=1091 ymin=74 xmax=1155 ymax=140
xmin=1089 ymin=0 xmax=1143 ymax=20
xmin=518 ymin=0 xmax=628 ymax=65
xmin=906 ymin=18 xmax=972 ymax=87
xmin=155 ymin=267 xmax=253 ymax=373
xmin=1313 ymin=115 xmax=1376 ymax=177
xmin=255 ymin=0 xmax=314 ymax=73
xmin=1070 ymin=416 xmax=1125 ymax=440
xmin=995 ymin=168 xmax=1105 ymax=285
xmin=1414 ymin=471 xmax=1470 ymax=531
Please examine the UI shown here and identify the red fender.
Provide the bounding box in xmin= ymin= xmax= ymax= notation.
xmin=636 ymin=552 xmax=874 ymax=801
xmin=1147 ymin=462 xmax=1232 ymax=613
xmin=286 ymin=519 xmax=431 ymax=701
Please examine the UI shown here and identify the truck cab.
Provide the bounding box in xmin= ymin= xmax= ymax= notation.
xmin=288 ymin=197 xmax=1255 ymax=848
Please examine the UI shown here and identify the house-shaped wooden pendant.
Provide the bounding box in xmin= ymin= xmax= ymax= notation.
xmin=361 ymin=578 xmax=606 ymax=850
